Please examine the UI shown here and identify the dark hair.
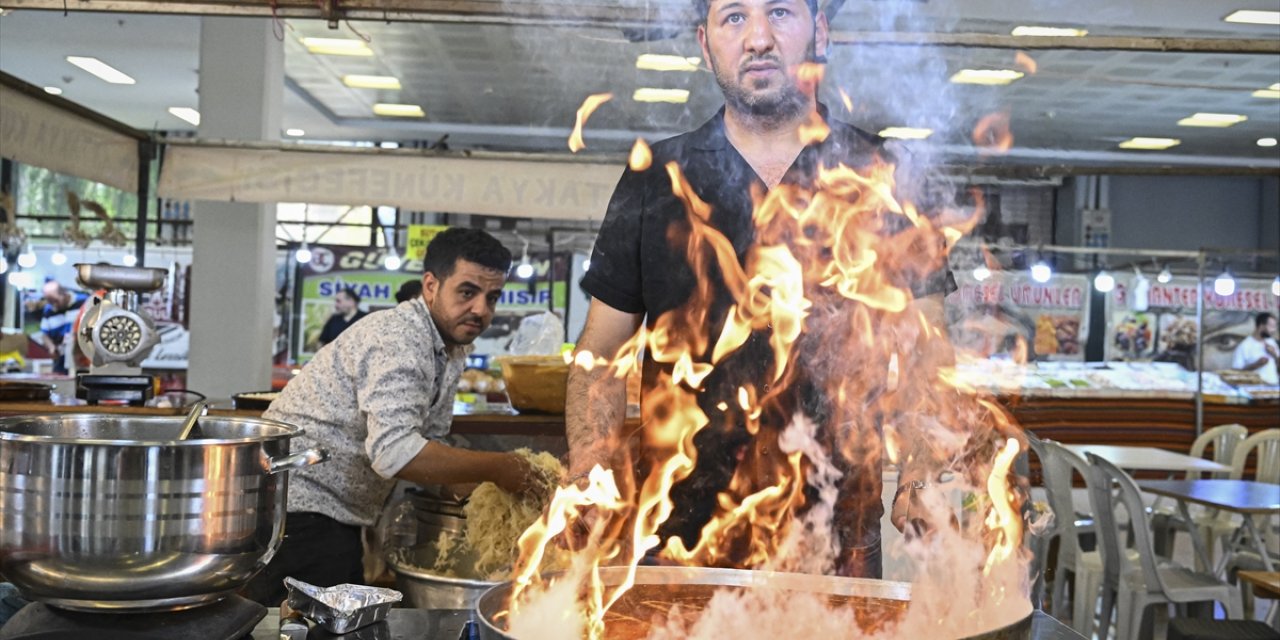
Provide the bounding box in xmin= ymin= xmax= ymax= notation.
xmin=395 ymin=279 xmax=423 ymax=303
xmin=422 ymin=227 xmax=513 ymax=280
xmin=1259 ymin=312 xmax=1276 ymax=328
xmin=694 ymin=0 xmax=819 ymax=25
xmin=338 ymin=287 xmax=361 ymax=304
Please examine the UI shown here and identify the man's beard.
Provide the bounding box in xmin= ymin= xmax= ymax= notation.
xmin=709 ymin=43 xmax=815 ymax=125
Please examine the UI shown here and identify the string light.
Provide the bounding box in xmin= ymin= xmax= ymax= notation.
xmin=1030 ymin=260 xmax=1052 ymax=283
xmin=973 ymin=265 xmax=992 ymax=281
xmin=1093 ymin=269 xmax=1115 ymax=293
xmin=295 ymin=243 xmax=312 ymax=264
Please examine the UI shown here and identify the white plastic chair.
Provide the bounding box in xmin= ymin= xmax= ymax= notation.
xmin=1217 ymin=429 xmax=1280 ymax=616
xmin=1042 ymin=440 xmax=1131 ymax=637
xmin=1086 ymin=453 xmax=1243 ymax=640
xmin=1152 ymin=424 xmax=1248 ymax=567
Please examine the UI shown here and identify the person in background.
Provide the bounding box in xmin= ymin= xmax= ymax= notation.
xmin=243 ymin=228 xmax=538 ymax=606
xmin=33 ymin=280 xmax=89 ymax=374
xmin=1232 ymin=312 xmax=1279 ymax=385
xmin=318 ymin=288 xmax=366 ymax=346
xmin=395 ymin=279 xmax=423 ymax=303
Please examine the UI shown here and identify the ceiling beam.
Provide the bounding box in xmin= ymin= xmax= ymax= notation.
xmin=829 ymin=32 xmax=1280 ymax=55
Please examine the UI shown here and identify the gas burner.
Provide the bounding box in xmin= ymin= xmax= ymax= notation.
xmin=0 ymin=596 xmax=266 ymax=640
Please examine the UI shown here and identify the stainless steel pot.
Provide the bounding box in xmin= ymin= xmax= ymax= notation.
xmin=0 ymin=413 xmax=328 ymax=612
xmin=476 ymin=565 xmax=1034 ymax=640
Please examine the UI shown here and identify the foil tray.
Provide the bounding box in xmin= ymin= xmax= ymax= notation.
xmin=284 ymin=577 xmax=403 ymax=634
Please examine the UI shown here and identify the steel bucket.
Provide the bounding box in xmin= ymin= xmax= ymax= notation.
xmin=0 ymin=413 xmax=328 ymax=612
xmin=475 ymin=565 xmax=1034 ymax=640
xmin=387 ymin=542 xmax=498 ymax=610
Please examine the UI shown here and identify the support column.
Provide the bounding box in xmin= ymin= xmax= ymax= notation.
xmin=188 ymin=17 xmax=281 ymax=397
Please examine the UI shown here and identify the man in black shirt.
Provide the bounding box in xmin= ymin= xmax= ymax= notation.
xmin=318 ymin=288 xmax=367 ymax=347
xmin=568 ymin=0 xmax=950 ymax=578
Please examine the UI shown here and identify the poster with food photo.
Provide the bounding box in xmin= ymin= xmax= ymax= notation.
xmin=946 ymin=271 xmax=1090 ymax=361
xmin=1106 ymin=275 xmax=1279 ymax=371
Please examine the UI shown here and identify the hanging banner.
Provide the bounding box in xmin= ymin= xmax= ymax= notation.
xmin=405 ymin=224 xmax=447 ymax=261
xmin=0 ymin=83 xmax=140 ymax=192
xmin=297 ymin=245 xmax=567 ymax=361
xmin=158 ymin=145 xmax=624 ymax=221
xmin=1107 ymin=275 xmax=1279 ymax=372
xmin=946 ymin=271 xmax=1091 ymax=361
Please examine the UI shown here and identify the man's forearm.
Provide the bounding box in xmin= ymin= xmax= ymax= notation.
xmin=396 ymin=440 xmax=522 ymax=490
xmin=566 ymin=363 xmax=627 ymax=477
xmin=1242 ymin=357 xmax=1269 ymax=372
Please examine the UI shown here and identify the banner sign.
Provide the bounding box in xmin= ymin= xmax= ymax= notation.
xmin=298 ymin=245 xmax=566 ymax=361
xmin=406 ymin=224 xmax=447 ymax=261
xmin=947 ymin=271 xmax=1091 ymax=361
xmin=158 ymin=146 xmax=624 ymax=221
xmin=1107 ymin=275 xmax=1279 ymax=371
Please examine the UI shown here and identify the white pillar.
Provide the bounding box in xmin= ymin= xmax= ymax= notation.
xmin=187 ymin=17 xmax=281 ymax=398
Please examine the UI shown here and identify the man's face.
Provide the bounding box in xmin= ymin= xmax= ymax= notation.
xmin=423 ymin=259 xmax=507 ymax=346
xmin=42 ymin=284 xmax=66 ymax=309
xmin=1263 ymin=317 xmax=1277 ymax=340
xmin=698 ymin=0 xmax=827 ymax=119
xmin=334 ymin=292 xmax=356 ymax=315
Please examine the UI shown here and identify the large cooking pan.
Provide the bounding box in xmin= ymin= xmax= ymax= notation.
xmin=476 ymin=565 xmax=1033 ymax=640
xmin=0 ymin=413 xmax=327 ymax=612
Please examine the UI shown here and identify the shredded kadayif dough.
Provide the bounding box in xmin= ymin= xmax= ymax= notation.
xmin=437 ymin=448 xmax=564 ymax=580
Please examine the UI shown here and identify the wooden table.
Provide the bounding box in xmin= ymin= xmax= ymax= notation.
xmin=1237 ymin=571 xmax=1280 ymax=626
xmin=1137 ymin=479 xmax=1280 ymax=572
xmin=1063 ymin=444 xmax=1231 ymax=474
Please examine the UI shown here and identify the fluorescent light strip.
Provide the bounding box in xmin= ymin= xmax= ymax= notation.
xmin=285 ymin=128 xmax=306 ymax=137
xmin=1223 ymin=10 xmax=1280 ymax=25
xmin=1118 ymin=137 xmax=1180 ymax=150
xmin=302 ymin=37 xmax=373 ymax=56
xmin=372 ymin=103 xmax=424 ymax=117
xmin=950 ymin=69 xmax=1024 ymax=85
xmin=342 ymin=75 xmax=401 ymax=90
xmin=167 ymin=107 xmax=200 ymax=126
xmin=1011 ymin=26 xmax=1088 ymax=37
xmin=1252 ymin=83 xmax=1280 ymax=99
xmin=66 ymin=56 xmax=135 ymax=85
xmin=1177 ymin=112 xmax=1247 ymax=128
xmin=1259 ymin=138 xmax=1278 ymax=148
xmin=636 ymin=54 xmax=702 ymax=72
xmin=43 ymin=86 xmax=63 ymax=95
xmin=633 ymin=88 xmax=690 ymax=103
xmin=878 ymin=126 xmax=933 ymax=140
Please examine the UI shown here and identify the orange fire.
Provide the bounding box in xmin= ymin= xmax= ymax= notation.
xmin=973 ymin=111 xmax=1014 ymax=155
xmin=629 ymin=138 xmax=653 ymax=171
xmin=510 ymin=105 xmax=1029 ymax=639
xmin=568 ymin=93 xmax=614 ymax=153
xmin=1014 ymin=51 xmax=1039 ymax=75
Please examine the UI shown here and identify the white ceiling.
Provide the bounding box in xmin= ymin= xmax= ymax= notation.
xmin=1 ymin=1 xmax=1278 ymax=165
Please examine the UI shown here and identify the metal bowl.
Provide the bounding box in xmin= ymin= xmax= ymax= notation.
xmin=388 ymin=541 xmax=498 ymax=610
xmin=476 ymin=565 xmax=1033 ymax=640
xmin=0 ymin=413 xmax=327 ymax=612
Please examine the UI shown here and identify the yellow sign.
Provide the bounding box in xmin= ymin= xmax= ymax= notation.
xmin=406 ymin=224 xmax=447 ymax=261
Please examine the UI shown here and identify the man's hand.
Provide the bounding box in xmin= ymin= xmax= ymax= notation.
xmin=1265 ymin=342 xmax=1279 ymax=360
xmin=890 ymin=480 xmax=929 ymax=538
xmin=490 ymin=452 xmax=537 ymax=495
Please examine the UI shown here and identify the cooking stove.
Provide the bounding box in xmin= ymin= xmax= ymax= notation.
xmin=0 ymin=596 xmax=266 ymax=640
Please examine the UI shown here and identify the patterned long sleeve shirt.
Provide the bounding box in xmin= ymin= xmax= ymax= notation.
xmin=264 ymin=297 xmax=467 ymax=527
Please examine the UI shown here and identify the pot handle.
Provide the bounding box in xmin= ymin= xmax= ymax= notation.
xmin=267 ymin=448 xmax=330 ymax=474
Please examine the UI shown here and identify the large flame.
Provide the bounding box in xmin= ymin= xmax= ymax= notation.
xmin=510 ymin=106 xmax=1029 ymax=639
xmin=568 ymin=93 xmax=614 ymax=153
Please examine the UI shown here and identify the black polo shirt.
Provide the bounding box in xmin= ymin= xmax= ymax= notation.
xmin=582 ymin=106 xmax=948 ymax=576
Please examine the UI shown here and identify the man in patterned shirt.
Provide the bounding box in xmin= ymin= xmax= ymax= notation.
xmin=245 ymin=227 xmax=538 ymax=605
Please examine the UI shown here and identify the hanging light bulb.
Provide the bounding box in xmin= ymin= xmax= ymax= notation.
xmin=50 ymin=250 xmax=67 ymax=266
xmin=122 ymin=254 xmax=138 ymax=267
xmin=1213 ymin=268 xmax=1235 ymax=297
xmin=0 ymin=256 xmax=8 ymax=275
xmin=973 ymin=264 xmax=992 ymax=281
xmin=515 ymin=255 xmax=534 ymax=279
xmin=16 ymin=247 xmax=37 ymax=269
xmin=384 ymin=251 xmax=402 ymax=271
xmin=295 ymin=243 xmax=312 ymax=265
xmin=1157 ymin=265 xmax=1173 ymax=283
xmin=1030 ymin=260 xmax=1052 ymax=284
xmin=1093 ymin=269 xmax=1115 ymax=293
xmin=1272 ymin=275 xmax=1280 ymax=297
xmin=582 ymin=257 xmax=591 ymax=272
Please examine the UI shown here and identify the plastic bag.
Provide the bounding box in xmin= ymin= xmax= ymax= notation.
xmin=506 ymin=312 xmax=565 ymax=356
